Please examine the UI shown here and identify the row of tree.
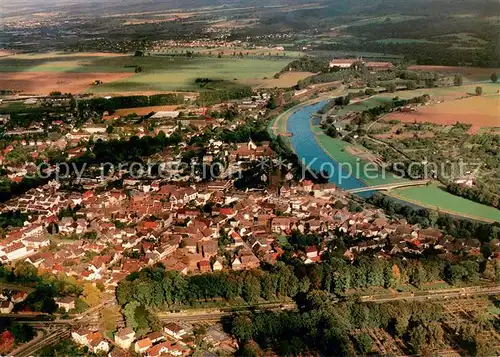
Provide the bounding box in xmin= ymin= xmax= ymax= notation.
xmin=77 ymin=93 xmax=185 ymax=114
xmin=197 ymin=85 xmax=253 ymax=105
xmin=116 ymin=251 xmax=497 ymax=334
xmin=447 ymin=182 xmax=499 ymax=209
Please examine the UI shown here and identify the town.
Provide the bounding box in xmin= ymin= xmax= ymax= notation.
xmin=1 ymin=0 xmax=500 ymax=356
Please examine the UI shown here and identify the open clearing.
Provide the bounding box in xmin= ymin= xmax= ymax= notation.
xmin=241 ymin=71 xmax=314 ymax=88
xmin=390 ymin=184 xmax=500 ymax=222
xmin=378 ymin=83 xmax=500 ymax=101
xmin=408 ymin=65 xmax=500 ymax=81
xmin=384 ymin=95 xmax=500 ymax=134
xmin=89 ymin=57 xmax=291 ymax=92
xmin=0 ymin=52 xmax=294 ymax=94
xmin=0 ymin=72 xmax=135 ymax=95
xmin=0 ymin=50 xmax=14 ymax=58
xmin=114 ymin=105 xmax=180 ymax=116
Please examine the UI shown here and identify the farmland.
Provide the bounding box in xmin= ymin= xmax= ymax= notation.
xmin=113 ymin=105 xmax=180 ymax=117
xmin=0 ymin=72 xmax=135 ymax=96
xmin=0 ymin=52 xmax=295 ymax=95
xmin=390 ymin=184 xmax=500 ymax=222
xmin=241 ymin=71 xmax=314 ymax=89
xmin=408 ymin=65 xmax=500 ymax=81
xmin=377 ymin=82 xmax=500 ymax=100
xmin=384 ymin=95 xmax=500 ymax=134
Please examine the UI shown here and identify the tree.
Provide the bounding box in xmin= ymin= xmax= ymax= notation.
xmin=491 ymin=73 xmax=498 ymax=83
xmin=13 ymin=261 xmax=38 ymax=283
xmin=267 ymin=95 xmax=279 ymax=110
xmin=427 ymin=322 xmax=444 ymax=348
xmin=365 ymin=88 xmax=376 ymax=96
xmin=333 ymin=200 xmax=344 ymax=209
xmin=81 ymin=283 xmax=101 ymax=307
xmin=475 ymin=86 xmax=483 ymax=96
xmin=232 ymin=315 xmax=253 ymax=343
xmin=326 ymin=125 xmax=339 ymax=138
xmin=123 ymin=301 xmax=140 ymax=331
xmin=241 ymin=340 xmax=264 ymax=357
xmin=10 ymin=323 xmax=35 ymax=343
xmin=100 ymin=306 xmax=121 ymax=332
xmin=243 ymin=274 xmax=261 ymax=302
xmin=0 ymin=331 xmax=14 ymax=354
xmin=386 ymin=83 xmax=397 ymax=93
xmin=409 ymin=325 xmax=427 ymax=354
xmin=474 ymin=336 xmax=495 ymax=357
xmin=453 ymin=75 xmax=463 ymax=86
xmin=356 ymin=333 xmax=373 ymax=355
xmin=116 ymin=280 xmax=135 ymax=305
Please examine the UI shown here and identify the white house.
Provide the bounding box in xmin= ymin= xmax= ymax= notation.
xmin=72 ymin=329 xmax=109 ymax=354
xmin=212 ymin=259 xmax=223 ymax=271
xmin=163 ymin=323 xmax=186 ymax=339
xmin=0 ymin=243 xmax=30 ymax=262
xmin=0 ymin=301 xmax=14 ymax=313
xmin=134 ymin=337 xmax=152 ymax=354
xmin=55 ymin=296 xmax=76 ymax=312
xmin=150 ymin=111 xmax=180 ymax=119
xmin=22 ymin=235 xmax=50 ymax=249
xmin=115 ymin=327 xmax=136 ymax=350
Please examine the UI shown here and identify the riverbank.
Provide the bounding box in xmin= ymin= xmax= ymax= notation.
xmin=389 ymin=184 xmax=499 ymax=223
xmin=270 ymin=91 xmax=499 ymax=222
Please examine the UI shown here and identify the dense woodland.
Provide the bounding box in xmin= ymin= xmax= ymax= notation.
xmin=231 ymin=292 xmax=497 ymax=356
xmin=77 ymin=94 xmax=185 ymax=115
xmin=116 ymin=244 xmax=498 ymax=338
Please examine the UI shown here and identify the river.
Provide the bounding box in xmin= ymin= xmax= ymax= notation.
xmin=285 ymin=99 xmax=499 ymax=222
xmin=286 ymin=99 xmax=373 ymax=197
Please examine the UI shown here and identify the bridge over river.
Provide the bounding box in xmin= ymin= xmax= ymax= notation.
xmin=345 ymin=180 xmax=431 ymax=194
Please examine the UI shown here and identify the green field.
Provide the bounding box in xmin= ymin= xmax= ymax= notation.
xmin=335 ymin=96 xmax=394 ymax=115
xmin=0 ymin=52 xmax=293 ymax=92
xmin=314 ymin=132 xmax=405 ymax=186
xmin=91 ymin=56 xmax=290 ymax=92
xmin=377 ymin=83 xmax=500 ymax=99
xmin=390 ymin=184 xmax=500 ymax=222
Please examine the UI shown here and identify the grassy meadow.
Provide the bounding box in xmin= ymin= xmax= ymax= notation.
xmin=0 ymin=52 xmax=294 ymax=93
xmin=390 ymin=184 xmax=500 ymax=222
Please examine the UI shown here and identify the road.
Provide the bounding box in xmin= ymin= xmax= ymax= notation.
xmin=4 ymin=284 xmax=499 ymax=355
xmin=155 ymin=285 xmax=500 ymax=322
xmin=9 ymin=327 xmax=70 ymax=357
xmin=2 ymin=299 xmax=114 ymax=356
xmin=360 ymin=285 xmax=500 ymax=303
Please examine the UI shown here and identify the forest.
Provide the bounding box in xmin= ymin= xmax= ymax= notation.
xmin=115 ymin=248 xmax=498 ymax=337
xmin=230 ymin=291 xmax=496 ymax=356
xmin=77 ymin=94 xmax=185 ymax=115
